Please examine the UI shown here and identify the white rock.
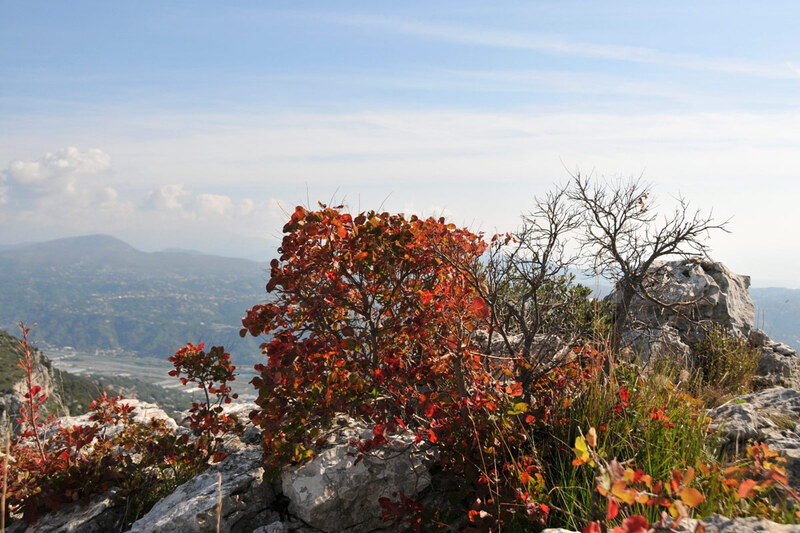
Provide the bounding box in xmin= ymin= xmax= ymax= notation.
xmin=126 ymin=445 xmax=272 ymax=533
xmin=280 ymin=417 xmax=432 ymax=533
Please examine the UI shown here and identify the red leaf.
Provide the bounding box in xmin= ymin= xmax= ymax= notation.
xmin=583 ymin=522 xmax=601 ymax=533
xmin=506 ymin=381 xmax=523 ymax=397
xmin=621 ymin=515 xmax=649 ymax=533
xmin=470 ymin=296 xmax=490 ymax=319
xmin=607 ymin=498 xmax=619 ymax=520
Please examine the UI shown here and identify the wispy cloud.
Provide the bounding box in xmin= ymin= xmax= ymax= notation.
xmin=318 ymin=13 xmax=800 ymax=80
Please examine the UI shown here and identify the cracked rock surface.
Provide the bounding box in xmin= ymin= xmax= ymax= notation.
xmin=280 ymin=416 xmax=433 ymax=533
xmin=127 ymin=444 xmax=273 ymax=533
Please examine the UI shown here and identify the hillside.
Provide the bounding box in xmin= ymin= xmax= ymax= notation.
xmin=0 ymin=235 xmax=269 ymax=366
xmin=0 ymin=327 xmax=100 ymax=417
xmin=0 ymin=328 xmax=27 ymax=393
xmin=751 ymin=287 xmax=800 ymax=351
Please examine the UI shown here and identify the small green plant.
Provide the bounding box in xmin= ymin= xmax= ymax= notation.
xmin=692 ymin=325 xmax=760 ymax=406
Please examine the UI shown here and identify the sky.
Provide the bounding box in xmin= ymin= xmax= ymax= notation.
xmin=1 ymin=1 xmax=799 ymax=287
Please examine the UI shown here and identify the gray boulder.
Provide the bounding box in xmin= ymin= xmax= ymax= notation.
xmin=280 ymin=415 xmax=433 ymax=533
xmin=613 ymin=258 xmax=754 ymax=362
xmin=126 ymin=444 xmax=273 ymax=533
xmin=7 ymin=489 xmax=125 ymax=533
xmin=708 ymin=387 xmax=800 ymax=488
xmin=676 ymin=514 xmax=800 ymax=532
xmin=611 ymin=259 xmax=800 ymax=390
xmin=60 ymin=398 xmax=178 ymax=433
xmin=750 ymin=329 xmax=800 ymax=390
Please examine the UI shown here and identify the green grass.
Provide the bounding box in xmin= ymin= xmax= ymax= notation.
xmin=530 ymin=342 xmax=796 ymax=532
xmin=536 ymin=361 xmax=715 ymax=530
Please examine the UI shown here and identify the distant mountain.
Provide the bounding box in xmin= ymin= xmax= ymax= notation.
xmin=159 ymin=247 xmax=208 ymax=255
xmin=751 ymin=287 xmax=800 ymax=352
xmin=0 ymin=234 xmax=269 ymax=366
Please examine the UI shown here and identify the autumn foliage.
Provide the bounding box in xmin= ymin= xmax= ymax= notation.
xmin=241 ymin=203 xmax=800 ymax=531
xmin=241 ymin=205 xmax=555 ymax=525
xmin=2 ymin=326 xmax=243 ymax=527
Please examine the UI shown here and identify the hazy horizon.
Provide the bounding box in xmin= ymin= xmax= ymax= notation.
xmin=2 ymin=3 xmax=799 ymax=288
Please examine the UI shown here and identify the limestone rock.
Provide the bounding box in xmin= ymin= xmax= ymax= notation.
xmin=708 ymin=387 xmax=800 ymax=487
xmin=43 ymin=398 xmax=178 ymax=441
xmin=126 ymin=444 xmax=273 ymax=533
xmin=610 ymin=259 xmax=800 ymax=392
xmin=614 ymin=258 xmax=754 ymax=350
xmin=472 ymin=330 xmax=572 ymax=366
xmin=7 ymin=489 xmax=125 ymax=533
xmin=676 ymin=514 xmax=800 ymax=532
xmin=750 ymin=329 xmax=800 ymax=390
xmin=620 ymin=323 xmax=693 ymax=366
xmin=280 ymin=416 xmax=433 ymax=533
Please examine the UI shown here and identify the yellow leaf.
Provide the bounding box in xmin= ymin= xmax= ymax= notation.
xmin=514 ymin=402 xmax=529 ymax=413
xmin=573 ymin=436 xmax=595 ymax=467
xmin=574 ymin=436 xmax=588 ymax=457
xmin=611 ymin=481 xmax=636 ymax=505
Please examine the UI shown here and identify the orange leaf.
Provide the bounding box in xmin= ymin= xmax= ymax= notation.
xmin=682 ymin=466 xmax=695 ymax=486
xmin=738 ymin=479 xmax=758 ymax=499
xmin=506 ymin=381 xmax=523 ymax=397
xmin=679 ymin=487 xmax=703 ymax=508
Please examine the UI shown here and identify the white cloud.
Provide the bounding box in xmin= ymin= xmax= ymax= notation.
xmin=239 ymin=198 xmax=255 ymax=215
xmin=196 ymin=193 xmax=232 ymax=215
xmin=3 ymin=107 xmax=800 ymax=284
xmin=3 ymin=147 xmax=111 ymax=189
xmin=144 ymin=184 xmax=189 ymax=212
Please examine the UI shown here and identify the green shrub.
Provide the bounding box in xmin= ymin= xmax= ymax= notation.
xmin=692 ymin=325 xmax=760 ymax=406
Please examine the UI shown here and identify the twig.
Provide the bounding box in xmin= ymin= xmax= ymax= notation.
xmin=2 ymin=417 xmax=10 ymax=533
xmin=216 ymin=471 xmax=222 ymax=533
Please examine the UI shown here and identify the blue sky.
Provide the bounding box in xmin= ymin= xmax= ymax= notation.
xmin=1 ymin=2 xmax=799 ymax=286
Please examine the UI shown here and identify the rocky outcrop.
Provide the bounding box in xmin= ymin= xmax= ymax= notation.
xmin=473 ymin=329 xmax=573 ymax=366
xmin=280 ymin=416 xmax=433 ymax=533
xmin=0 ymin=348 xmax=62 ymax=434
xmin=750 ymin=329 xmax=800 ymax=390
xmin=707 ymin=387 xmax=800 ymax=487
xmin=678 ymin=514 xmax=800 ymax=532
xmin=127 ymin=444 xmax=273 ymax=533
xmin=58 ymin=398 xmax=178 ymax=434
xmin=7 ymin=490 xmax=125 ymax=533
xmin=612 ymin=258 xmax=800 ymax=390
xmin=613 ymin=258 xmax=755 ymax=363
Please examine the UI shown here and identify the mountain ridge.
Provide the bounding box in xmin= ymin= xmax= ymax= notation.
xmin=0 ymin=234 xmax=268 ymax=366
